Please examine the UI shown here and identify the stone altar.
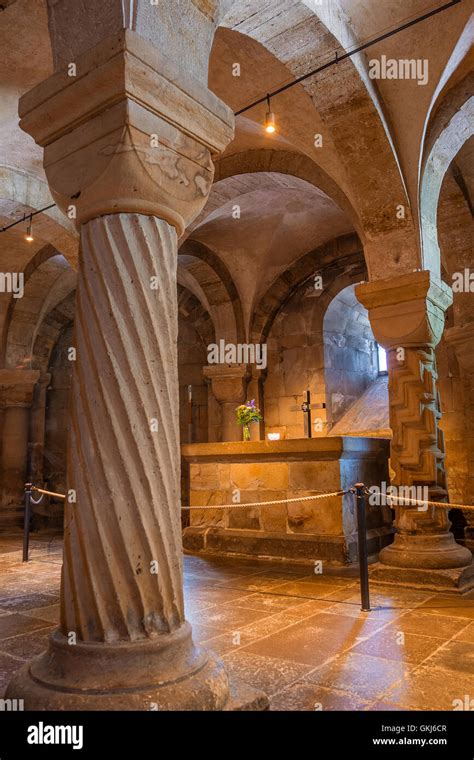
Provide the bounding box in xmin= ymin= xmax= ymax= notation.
xmin=182 ymin=437 xmax=393 ymax=565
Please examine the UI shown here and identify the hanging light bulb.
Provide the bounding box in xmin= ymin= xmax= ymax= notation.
xmin=264 ymin=94 xmax=276 ymax=134
xmin=25 ymin=215 xmax=33 ymax=242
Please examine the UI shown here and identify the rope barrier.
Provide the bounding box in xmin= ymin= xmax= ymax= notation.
xmin=22 ymin=479 xmax=474 ymax=614
xmin=181 ymin=490 xmax=347 ymax=509
xmin=29 ymin=492 xmax=45 ymax=506
xmin=30 ymin=485 xmax=66 ymax=500
xmin=379 ymin=493 xmax=474 ymax=512
xmin=24 ymin=484 xmax=474 ymax=512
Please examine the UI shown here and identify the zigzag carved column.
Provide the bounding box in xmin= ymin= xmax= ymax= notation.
xmin=6 ymin=25 xmax=267 ymax=709
xmin=357 ymin=272 xmax=473 ymax=591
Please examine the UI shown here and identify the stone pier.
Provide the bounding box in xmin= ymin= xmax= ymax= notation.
xmin=6 ymin=13 xmax=267 ymax=711
xmin=0 ymin=369 xmax=39 ymax=527
xmin=357 ymin=272 xmax=474 ymax=592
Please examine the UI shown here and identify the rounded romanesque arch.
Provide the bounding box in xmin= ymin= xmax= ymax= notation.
xmin=250 ymin=233 xmax=366 ymax=345
xmin=177 ymin=284 xmax=216 ymax=350
xmin=213 ymin=149 xmax=362 ymax=240
xmin=257 ymin=234 xmax=367 ymax=438
xmin=214 ymin=1 xmax=419 ymax=279
xmin=420 ymin=73 xmax=473 ymax=279
xmin=4 ymin=253 xmax=75 ymax=370
xmin=179 ymin=239 xmax=245 ymax=343
xmin=0 ymin=243 xmax=60 ymax=365
xmin=31 ymin=289 xmax=77 ymax=373
xmin=322 ymin=283 xmax=382 ymax=430
xmin=0 ymin=166 xmax=78 ymax=266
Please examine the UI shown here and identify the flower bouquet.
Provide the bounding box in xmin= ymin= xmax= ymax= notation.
xmin=235 ymin=399 xmax=263 ymax=441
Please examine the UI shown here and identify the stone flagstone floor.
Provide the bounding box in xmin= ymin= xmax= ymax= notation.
xmin=0 ymin=532 xmax=473 ymax=710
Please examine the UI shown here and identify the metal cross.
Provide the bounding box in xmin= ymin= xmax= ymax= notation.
xmin=290 ymin=389 xmax=326 ymax=438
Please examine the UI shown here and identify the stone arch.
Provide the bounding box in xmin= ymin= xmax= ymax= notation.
xmin=435 ymin=147 xmax=474 ymax=514
xmin=261 ymin=239 xmax=367 ymax=438
xmin=0 ymin=243 xmax=60 ymax=365
xmin=179 ymin=239 xmax=245 ymax=342
xmin=5 ymin=254 xmax=76 ymax=370
xmin=0 ymin=166 xmax=78 ymax=266
xmin=215 ymin=1 xmax=417 ymax=278
xmin=177 ymin=284 xmax=216 ymax=349
xmin=31 ymin=289 xmax=76 ymax=373
xmin=250 ymin=233 xmax=366 ymax=344
xmin=322 ymin=283 xmax=380 ymax=428
xmin=177 ymin=284 xmax=215 ymax=444
xmin=213 ymin=149 xmax=362 ymax=240
xmin=420 ymin=72 xmax=473 ymax=279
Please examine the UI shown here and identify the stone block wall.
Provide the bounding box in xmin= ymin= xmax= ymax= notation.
xmin=263 ymin=285 xmax=328 ymax=438
xmin=178 ymin=317 xmax=208 ymax=444
xmin=44 ymin=327 xmax=72 ymax=494
xmin=437 ymin=336 xmax=468 ymax=504
xmin=263 ymin=283 xmax=379 ymax=439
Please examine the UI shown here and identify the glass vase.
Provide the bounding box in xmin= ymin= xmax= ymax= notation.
xmin=243 ymin=424 xmax=251 ymax=441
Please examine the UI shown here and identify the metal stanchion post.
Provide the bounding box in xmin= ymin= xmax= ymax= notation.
xmin=23 ymin=483 xmax=32 ymax=563
xmin=354 ymin=482 xmax=370 ymax=611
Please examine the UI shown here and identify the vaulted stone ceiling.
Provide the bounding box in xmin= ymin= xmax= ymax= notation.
xmin=186 ymin=171 xmax=353 ymax=327
xmin=0 ymin=0 xmax=472 ymax=363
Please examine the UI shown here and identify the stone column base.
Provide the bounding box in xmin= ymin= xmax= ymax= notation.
xmin=375 ymin=533 xmax=474 ymax=592
xmin=379 ymin=532 xmax=472 ymax=569
xmin=461 ymin=531 xmax=474 ymax=555
xmin=6 ymin=625 xmax=268 ymax=711
xmin=370 ymin=561 xmax=474 ymax=594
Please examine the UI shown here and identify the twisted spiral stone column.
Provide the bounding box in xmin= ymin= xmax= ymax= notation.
xmin=6 ymin=214 xmax=263 ymax=709
xmin=63 ymin=214 xmax=183 ymax=642
xmin=8 ymin=20 xmax=267 ymax=710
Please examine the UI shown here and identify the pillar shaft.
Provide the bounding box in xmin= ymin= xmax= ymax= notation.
xmin=356 ymin=271 xmax=472 ymax=580
xmin=28 ymin=372 xmax=51 ymax=484
xmin=203 ymin=364 xmax=249 ymax=441
xmin=62 ymin=214 xmax=183 ymax=641
xmin=2 ymin=407 xmax=30 ymax=502
xmin=7 ymin=20 xmax=267 ymax=710
xmin=0 ymin=370 xmax=39 ymax=525
xmin=445 ymin=323 xmax=474 ymax=549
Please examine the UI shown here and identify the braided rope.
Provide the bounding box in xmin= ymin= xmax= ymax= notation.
xmin=29 ymin=492 xmax=45 ymax=505
xmin=26 ymin=484 xmax=474 ymax=512
xmin=181 ymin=490 xmax=347 ymax=510
xmin=30 ymin=486 xmax=66 ymax=500
xmin=382 ymin=493 xmax=474 ymax=512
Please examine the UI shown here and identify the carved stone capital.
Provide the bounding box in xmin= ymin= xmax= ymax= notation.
xmin=444 ymin=323 xmax=474 ymax=374
xmin=356 ymin=271 xmax=452 ymax=350
xmin=203 ymin=364 xmax=249 ymax=404
xmin=19 ymin=30 xmax=234 ymax=234
xmin=0 ymin=370 xmax=40 ymax=408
